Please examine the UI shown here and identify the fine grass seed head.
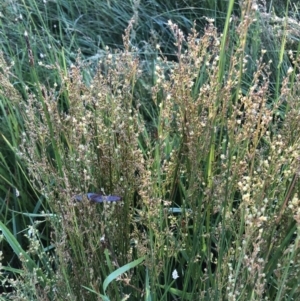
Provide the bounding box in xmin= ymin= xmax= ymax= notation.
xmin=9 ymin=4 xmax=300 ymax=300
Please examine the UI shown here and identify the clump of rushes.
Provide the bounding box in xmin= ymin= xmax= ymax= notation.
xmin=4 ymin=4 xmax=300 ymax=301
xmin=17 ymin=18 xmax=147 ymax=299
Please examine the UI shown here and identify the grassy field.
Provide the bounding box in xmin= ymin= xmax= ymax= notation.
xmin=0 ymin=0 xmax=300 ymax=300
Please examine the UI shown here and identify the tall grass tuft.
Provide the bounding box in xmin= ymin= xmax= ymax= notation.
xmin=1 ymin=0 xmax=300 ymax=300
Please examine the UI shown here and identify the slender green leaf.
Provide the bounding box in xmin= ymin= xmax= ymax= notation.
xmin=103 ymin=252 xmax=146 ymax=293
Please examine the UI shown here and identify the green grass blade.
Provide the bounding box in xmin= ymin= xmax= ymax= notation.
xmin=103 ymin=252 xmax=146 ymax=293
xmin=0 ymin=221 xmax=47 ymax=286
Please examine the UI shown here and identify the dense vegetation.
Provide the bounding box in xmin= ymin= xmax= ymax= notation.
xmin=0 ymin=0 xmax=300 ymax=300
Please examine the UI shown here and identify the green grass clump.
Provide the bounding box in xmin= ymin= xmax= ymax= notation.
xmin=1 ymin=0 xmax=300 ymax=300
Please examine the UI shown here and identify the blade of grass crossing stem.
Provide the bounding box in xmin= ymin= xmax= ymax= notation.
xmin=81 ymin=286 xmax=110 ymax=301
xmin=103 ymin=248 xmax=120 ymax=300
xmin=103 ymin=250 xmax=146 ymax=293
